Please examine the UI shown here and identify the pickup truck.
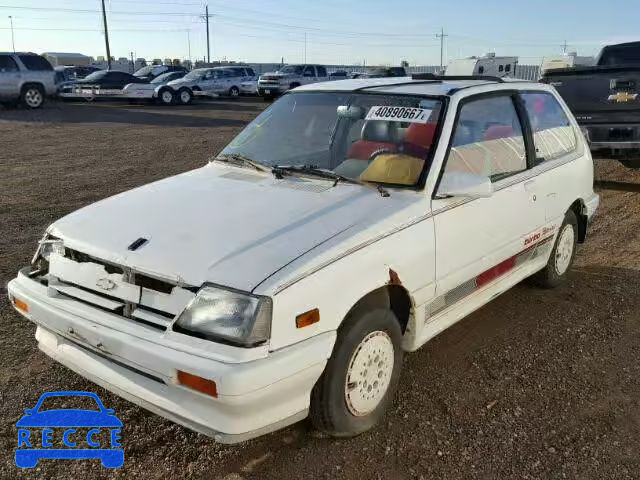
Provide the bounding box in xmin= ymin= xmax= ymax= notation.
xmin=541 ymin=41 xmax=640 ymax=168
xmin=257 ymin=64 xmax=329 ymax=100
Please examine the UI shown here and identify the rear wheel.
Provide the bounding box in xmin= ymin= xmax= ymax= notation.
xmin=228 ymin=86 xmax=240 ymax=98
xmin=530 ymin=209 xmax=578 ymax=288
xmin=177 ymin=88 xmax=192 ymax=105
xmin=21 ymin=85 xmax=45 ymax=109
xmin=310 ymin=308 xmax=403 ymax=437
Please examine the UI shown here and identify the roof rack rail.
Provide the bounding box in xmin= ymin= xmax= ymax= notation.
xmin=411 ymin=73 xmax=505 ymax=83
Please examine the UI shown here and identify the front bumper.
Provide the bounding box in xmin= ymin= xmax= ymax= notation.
xmin=257 ymin=84 xmax=286 ymax=96
xmin=8 ymin=271 xmax=335 ymax=443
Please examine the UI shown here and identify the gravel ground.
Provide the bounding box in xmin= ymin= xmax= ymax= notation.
xmin=1 ymin=99 xmax=639 ymax=480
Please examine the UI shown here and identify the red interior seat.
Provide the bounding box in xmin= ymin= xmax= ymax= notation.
xmin=403 ymin=123 xmax=437 ymax=158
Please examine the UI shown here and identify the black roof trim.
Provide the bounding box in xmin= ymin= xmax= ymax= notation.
xmin=412 ymin=73 xmax=505 ymax=83
xmin=353 ymin=79 xmax=442 ymax=92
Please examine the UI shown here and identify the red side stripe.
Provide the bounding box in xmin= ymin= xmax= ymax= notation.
xmin=475 ymin=235 xmax=554 ymax=289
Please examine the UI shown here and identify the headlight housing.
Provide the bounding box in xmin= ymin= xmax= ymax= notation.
xmin=32 ymin=235 xmax=65 ymax=264
xmin=173 ymin=285 xmax=272 ymax=347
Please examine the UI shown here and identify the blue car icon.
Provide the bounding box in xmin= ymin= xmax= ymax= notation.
xmin=15 ymin=391 xmax=123 ymax=468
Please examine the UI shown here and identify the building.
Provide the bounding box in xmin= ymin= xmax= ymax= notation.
xmin=42 ymin=52 xmax=93 ymax=67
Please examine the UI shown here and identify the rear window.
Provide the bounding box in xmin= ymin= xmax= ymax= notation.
xmin=18 ymin=54 xmax=53 ymax=71
xmin=599 ymin=45 xmax=640 ymax=66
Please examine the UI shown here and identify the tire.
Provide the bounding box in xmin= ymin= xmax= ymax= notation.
xmin=310 ymin=308 xmax=403 ymax=437
xmin=21 ymin=85 xmax=45 ymax=109
xmin=530 ymin=209 xmax=578 ymax=288
xmin=158 ymin=88 xmax=174 ymax=106
xmin=228 ymin=86 xmax=240 ymax=98
xmin=177 ymin=88 xmax=192 ymax=105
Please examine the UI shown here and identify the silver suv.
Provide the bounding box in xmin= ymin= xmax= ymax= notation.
xmin=0 ymin=52 xmax=56 ymax=109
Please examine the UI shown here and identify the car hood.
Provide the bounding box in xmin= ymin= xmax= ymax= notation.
xmin=167 ymin=79 xmax=195 ymax=88
xmin=49 ymin=164 xmax=418 ymax=292
xmin=16 ymin=410 xmax=123 ymax=428
xmin=260 ymin=72 xmax=294 ymax=79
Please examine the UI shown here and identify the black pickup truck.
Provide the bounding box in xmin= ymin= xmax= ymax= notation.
xmin=541 ymin=42 xmax=640 ymax=168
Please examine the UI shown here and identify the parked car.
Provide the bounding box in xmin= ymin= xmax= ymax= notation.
xmin=164 ymin=68 xmax=239 ymax=105
xmin=8 ymin=76 xmax=598 ymax=444
xmin=329 ymin=70 xmax=349 ymax=78
xmin=352 ymin=67 xmax=408 ymax=79
xmin=133 ymin=64 xmax=186 ymax=82
xmin=190 ymin=67 xmax=258 ymax=100
xmin=541 ymin=41 xmax=640 ymax=168
xmin=0 ymin=52 xmax=56 ymax=108
xmin=70 ymin=70 xmax=148 ymax=99
xmin=257 ymin=64 xmax=330 ymax=99
xmin=122 ymin=70 xmax=187 ymax=105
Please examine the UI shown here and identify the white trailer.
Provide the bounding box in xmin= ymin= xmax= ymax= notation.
xmin=446 ymin=53 xmax=518 ymax=77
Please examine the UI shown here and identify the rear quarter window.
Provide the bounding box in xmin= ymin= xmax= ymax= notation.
xmin=521 ymin=92 xmax=577 ymax=163
xmin=0 ymin=55 xmax=19 ymax=72
xmin=17 ymin=55 xmax=53 ymax=71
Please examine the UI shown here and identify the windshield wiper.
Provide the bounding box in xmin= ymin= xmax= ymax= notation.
xmin=214 ymin=153 xmax=271 ymax=173
xmin=272 ymin=165 xmax=390 ymax=197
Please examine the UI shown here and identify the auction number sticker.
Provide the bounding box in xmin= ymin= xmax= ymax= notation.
xmin=366 ymin=106 xmax=432 ymax=124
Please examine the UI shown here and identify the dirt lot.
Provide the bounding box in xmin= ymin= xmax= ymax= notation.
xmin=1 ymin=99 xmax=639 ymax=480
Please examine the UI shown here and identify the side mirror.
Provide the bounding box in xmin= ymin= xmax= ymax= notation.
xmin=437 ymin=171 xmax=493 ymax=199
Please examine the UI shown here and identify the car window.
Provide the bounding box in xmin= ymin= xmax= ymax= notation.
xmin=246 ymin=68 xmax=256 ymax=77
xmin=16 ymin=55 xmax=48 ymax=72
xmin=17 ymin=54 xmax=53 ymax=71
xmin=303 ymin=66 xmax=316 ymax=77
xmin=37 ymin=395 xmax=101 ymax=412
xmin=478 ymin=65 xmax=485 ymax=74
xmin=0 ymin=54 xmax=19 ymax=72
xmin=317 ymin=66 xmax=327 ymax=77
xmin=521 ymin=92 xmax=577 ymax=163
xmin=445 ymin=95 xmax=527 ymax=182
xmin=505 ymin=64 xmax=511 ymax=72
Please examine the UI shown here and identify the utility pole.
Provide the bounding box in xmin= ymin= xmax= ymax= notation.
xmin=130 ymin=51 xmax=135 ymax=73
xmin=436 ymin=28 xmax=448 ymax=72
xmin=187 ymin=30 xmax=192 ymax=68
xmin=100 ymin=0 xmax=112 ymax=70
xmin=205 ymin=5 xmax=211 ymax=63
xmin=8 ymin=16 xmax=15 ymax=52
xmin=562 ymin=40 xmax=568 ymax=54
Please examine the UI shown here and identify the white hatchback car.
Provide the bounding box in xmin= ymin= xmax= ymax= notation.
xmin=9 ymin=76 xmax=599 ymax=443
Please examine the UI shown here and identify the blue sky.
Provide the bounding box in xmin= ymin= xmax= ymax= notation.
xmin=1 ymin=0 xmax=639 ymax=66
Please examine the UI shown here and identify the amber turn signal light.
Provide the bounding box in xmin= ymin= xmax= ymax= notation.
xmin=12 ymin=297 xmax=29 ymax=314
xmin=177 ymin=370 xmax=218 ymax=398
xmin=296 ymin=308 xmax=320 ymax=329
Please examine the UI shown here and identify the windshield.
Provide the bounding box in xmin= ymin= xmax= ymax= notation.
xmin=183 ymin=69 xmax=210 ymax=80
xmin=134 ymin=65 xmax=155 ymax=77
xmin=279 ymin=65 xmax=304 ymax=75
xmin=220 ymin=92 xmax=444 ymax=187
xmin=82 ymin=71 xmax=107 ymax=82
xmin=152 ymin=72 xmax=178 ymax=84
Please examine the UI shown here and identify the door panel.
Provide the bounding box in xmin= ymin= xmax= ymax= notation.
xmin=433 ymin=94 xmax=545 ymax=298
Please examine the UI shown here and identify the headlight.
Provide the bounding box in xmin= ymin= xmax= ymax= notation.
xmin=32 ymin=236 xmax=65 ymax=264
xmin=174 ymin=286 xmax=272 ymax=347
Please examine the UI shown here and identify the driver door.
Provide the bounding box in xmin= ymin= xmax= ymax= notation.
xmin=431 ymin=94 xmax=544 ymax=304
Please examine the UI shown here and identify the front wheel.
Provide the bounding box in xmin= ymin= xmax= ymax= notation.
xmin=310 ymin=308 xmax=403 ymax=437
xmin=228 ymin=86 xmax=240 ymax=98
xmin=158 ymin=88 xmax=174 ymax=106
xmin=530 ymin=209 xmax=578 ymax=288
